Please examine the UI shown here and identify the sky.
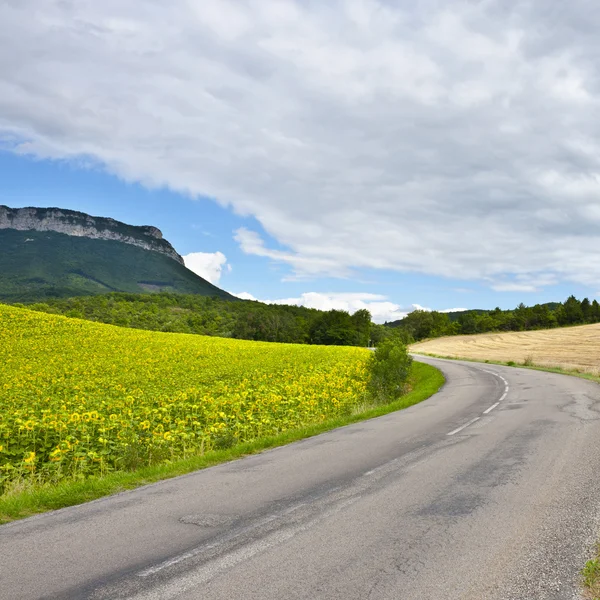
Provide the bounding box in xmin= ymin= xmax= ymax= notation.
xmin=1 ymin=0 xmax=599 ymax=322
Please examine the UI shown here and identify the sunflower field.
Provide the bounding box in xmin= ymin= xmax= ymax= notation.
xmin=0 ymin=304 xmax=369 ymax=492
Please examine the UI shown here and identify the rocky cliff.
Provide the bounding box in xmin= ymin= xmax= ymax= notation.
xmin=0 ymin=205 xmax=184 ymax=264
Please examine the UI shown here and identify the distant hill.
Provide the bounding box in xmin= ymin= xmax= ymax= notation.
xmin=385 ymin=309 xmax=483 ymax=328
xmin=441 ymin=309 xmax=485 ymax=322
xmin=385 ymin=304 xmax=562 ymax=328
xmin=0 ymin=206 xmax=235 ymax=302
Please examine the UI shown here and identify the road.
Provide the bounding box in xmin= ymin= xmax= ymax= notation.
xmin=1 ymin=357 xmax=600 ymax=600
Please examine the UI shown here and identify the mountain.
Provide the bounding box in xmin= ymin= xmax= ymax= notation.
xmin=0 ymin=205 xmax=235 ymax=303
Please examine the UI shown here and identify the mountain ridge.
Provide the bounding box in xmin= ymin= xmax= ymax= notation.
xmin=0 ymin=205 xmax=183 ymax=264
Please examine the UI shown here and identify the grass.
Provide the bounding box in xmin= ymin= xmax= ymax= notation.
xmin=0 ymin=361 xmax=443 ymax=524
xmin=583 ymin=545 xmax=600 ymax=600
xmin=410 ymin=323 xmax=600 ymax=377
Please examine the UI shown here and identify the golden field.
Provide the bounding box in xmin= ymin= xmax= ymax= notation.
xmin=411 ymin=323 xmax=600 ymax=375
xmin=0 ymin=304 xmax=369 ymax=492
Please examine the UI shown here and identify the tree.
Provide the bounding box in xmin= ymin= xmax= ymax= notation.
xmin=558 ymin=295 xmax=584 ymax=325
xmin=367 ymin=339 xmax=413 ymax=403
xmin=581 ymin=297 xmax=591 ymax=322
xmin=351 ymin=309 xmax=372 ymax=346
xmin=457 ymin=312 xmax=478 ymax=334
xmin=309 ymin=310 xmax=359 ymax=346
xmin=591 ymin=300 xmax=600 ymax=322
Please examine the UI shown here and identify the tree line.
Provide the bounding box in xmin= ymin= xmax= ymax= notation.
xmin=20 ymin=293 xmax=379 ymax=347
xmin=389 ymin=295 xmax=600 ymax=342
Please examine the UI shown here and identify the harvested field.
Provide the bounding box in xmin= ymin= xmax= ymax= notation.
xmin=411 ymin=323 xmax=600 ymax=375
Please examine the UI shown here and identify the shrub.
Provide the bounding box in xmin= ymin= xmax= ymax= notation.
xmin=367 ymin=340 xmax=413 ymax=404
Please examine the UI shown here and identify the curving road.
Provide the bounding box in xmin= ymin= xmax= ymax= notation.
xmin=1 ymin=357 xmax=600 ymax=600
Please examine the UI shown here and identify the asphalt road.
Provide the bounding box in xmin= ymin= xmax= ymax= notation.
xmin=2 ymin=357 xmax=600 ymax=600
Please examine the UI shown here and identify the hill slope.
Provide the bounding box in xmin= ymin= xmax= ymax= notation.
xmin=411 ymin=323 xmax=600 ymax=375
xmin=0 ymin=229 xmax=234 ymax=302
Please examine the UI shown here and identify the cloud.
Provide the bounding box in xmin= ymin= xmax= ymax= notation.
xmin=234 ymin=291 xmax=407 ymax=323
xmin=234 ymin=291 xmax=258 ymax=301
xmin=411 ymin=304 xmax=431 ymax=312
xmin=3 ymin=2 xmax=600 ymax=290
xmin=231 ymin=291 xmax=466 ymax=323
xmin=490 ymin=282 xmax=539 ymax=293
xmin=404 ymin=303 xmax=469 ymax=314
xmin=234 ymin=228 xmax=345 ymax=278
xmin=183 ymin=251 xmax=230 ymax=284
xmin=489 ymin=273 xmax=558 ymax=293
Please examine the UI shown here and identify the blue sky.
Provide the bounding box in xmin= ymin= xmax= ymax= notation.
xmin=1 ymin=1 xmax=599 ymax=322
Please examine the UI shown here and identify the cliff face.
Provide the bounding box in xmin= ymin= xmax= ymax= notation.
xmin=0 ymin=206 xmax=184 ymax=264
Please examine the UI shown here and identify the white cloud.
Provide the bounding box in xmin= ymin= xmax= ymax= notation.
xmin=401 ymin=303 xmax=469 ymax=314
xmin=234 ymin=228 xmax=345 ymax=278
xmin=234 ymin=291 xmax=258 ymax=301
xmin=233 ymin=291 xmax=406 ymax=323
xmin=231 ymin=291 xmax=466 ymax=323
xmin=3 ymin=2 xmax=600 ymax=290
xmin=411 ymin=304 xmax=431 ymax=312
xmin=490 ymin=282 xmax=539 ymax=293
xmin=183 ymin=251 xmax=229 ymax=284
xmin=489 ymin=273 xmax=558 ymax=293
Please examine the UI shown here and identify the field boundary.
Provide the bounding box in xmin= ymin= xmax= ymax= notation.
xmin=0 ymin=362 xmax=444 ymax=524
xmin=412 ymin=351 xmax=600 ymax=384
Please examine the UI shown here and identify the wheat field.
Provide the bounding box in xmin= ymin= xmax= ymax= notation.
xmin=411 ymin=323 xmax=600 ymax=375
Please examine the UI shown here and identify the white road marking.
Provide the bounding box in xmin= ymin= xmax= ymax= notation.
xmin=138 ymin=502 xmax=309 ymax=577
xmin=447 ymin=417 xmax=480 ymax=436
xmin=483 ymin=402 xmax=500 ymax=414
xmin=447 ymin=367 xmax=511 ymax=433
xmin=132 ymin=497 xmax=360 ymax=599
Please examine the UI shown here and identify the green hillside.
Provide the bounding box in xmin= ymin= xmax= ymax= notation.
xmin=0 ymin=229 xmax=235 ymax=302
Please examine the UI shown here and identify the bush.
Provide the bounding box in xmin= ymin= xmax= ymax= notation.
xmin=367 ymin=340 xmax=413 ymax=404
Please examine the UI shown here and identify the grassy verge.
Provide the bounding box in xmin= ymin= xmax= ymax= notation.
xmin=0 ymin=361 xmax=443 ymax=525
xmin=583 ymin=545 xmax=600 ymax=599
